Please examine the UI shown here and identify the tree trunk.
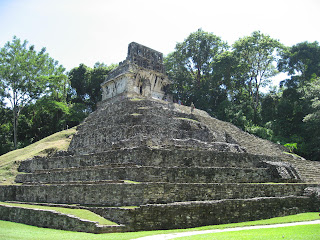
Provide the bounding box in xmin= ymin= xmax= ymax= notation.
xmin=13 ymin=105 xmax=18 ymax=149
xmin=196 ymin=66 xmax=201 ymax=89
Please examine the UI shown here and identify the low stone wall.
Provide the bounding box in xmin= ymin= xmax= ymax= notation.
xmin=0 ymin=186 xmax=16 ymax=201
xmin=18 ymin=148 xmax=277 ymax=173
xmin=0 ymin=183 xmax=316 ymax=206
xmin=16 ymin=166 xmax=275 ymax=184
xmin=91 ymin=196 xmax=315 ymax=231
xmin=132 ymin=196 xmax=315 ymax=230
xmin=0 ymin=204 xmax=125 ymax=233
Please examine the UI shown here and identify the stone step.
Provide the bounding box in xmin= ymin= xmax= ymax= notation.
xmin=18 ymin=147 xmax=278 ymax=173
xmin=284 ymin=158 xmax=320 ymax=183
xmin=15 ymin=166 xmax=278 ymax=184
xmin=78 ymin=111 xmax=200 ymax=133
xmin=1 ymin=183 xmax=316 ymax=207
xmin=94 ymin=98 xmax=200 ymax=120
xmin=70 ymin=123 xmax=216 ymax=154
xmin=80 ymin=100 xmax=194 ymax=133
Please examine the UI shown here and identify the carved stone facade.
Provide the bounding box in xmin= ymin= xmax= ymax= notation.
xmin=101 ymin=42 xmax=171 ymax=101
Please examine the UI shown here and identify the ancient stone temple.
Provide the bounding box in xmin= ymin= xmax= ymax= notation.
xmin=1 ymin=43 xmax=319 ymax=233
xmin=101 ymin=42 xmax=171 ymax=101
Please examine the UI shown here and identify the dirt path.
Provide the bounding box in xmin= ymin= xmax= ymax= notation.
xmin=133 ymin=220 xmax=320 ymax=240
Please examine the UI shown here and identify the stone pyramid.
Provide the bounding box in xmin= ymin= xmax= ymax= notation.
xmin=1 ymin=42 xmax=319 ymax=233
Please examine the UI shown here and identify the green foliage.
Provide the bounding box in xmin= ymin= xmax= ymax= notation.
xmin=0 ymin=36 xmax=66 ymax=148
xmin=278 ymin=41 xmax=320 ymax=87
xmin=245 ymin=125 xmax=274 ymax=140
xmin=302 ymin=77 xmax=320 ymax=123
xmin=299 ymin=77 xmax=320 ymax=160
xmin=0 ymin=107 xmax=13 ymax=155
xmin=231 ymin=31 xmax=284 ymax=123
xmin=284 ymin=143 xmax=298 ymax=153
xmin=268 ymin=45 xmax=320 ymax=160
xmin=164 ymin=29 xmax=229 ymax=113
xmin=68 ymin=63 xmax=117 ymax=111
xmin=18 ymin=97 xmax=71 ymax=143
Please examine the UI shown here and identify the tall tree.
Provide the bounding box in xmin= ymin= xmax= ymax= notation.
xmin=301 ymin=77 xmax=320 ymax=160
xmin=232 ymin=31 xmax=284 ymax=123
xmin=0 ymin=36 xmax=65 ymax=148
xmin=278 ymin=41 xmax=320 ymax=87
xmin=273 ymin=41 xmax=320 ymax=160
xmin=165 ymin=29 xmax=228 ymax=113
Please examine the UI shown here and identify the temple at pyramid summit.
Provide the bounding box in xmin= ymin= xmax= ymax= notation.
xmin=1 ymin=42 xmax=320 ymax=233
xmin=101 ymin=42 xmax=171 ymax=101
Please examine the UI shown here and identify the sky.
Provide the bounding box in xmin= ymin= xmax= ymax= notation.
xmin=0 ymin=0 xmax=319 ymax=82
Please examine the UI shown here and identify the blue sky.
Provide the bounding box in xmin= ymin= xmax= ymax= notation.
xmin=0 ymin=0 xmax=319 ymax=79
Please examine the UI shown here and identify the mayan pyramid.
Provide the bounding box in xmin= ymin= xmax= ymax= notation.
xmin=1 ymin=42 xmax=319 ymax=233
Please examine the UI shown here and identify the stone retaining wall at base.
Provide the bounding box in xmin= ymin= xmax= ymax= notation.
xmin=0 ymin=204 xmax=126 ymax=233
xmin=92 ymin=196 xmax=316 ymax=231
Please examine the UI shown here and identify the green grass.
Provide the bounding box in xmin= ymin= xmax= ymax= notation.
xmin=0 ymin=213 xmax=319 ymax=240
xmin=0 ymin=127 xmax=77 ymax=185
xmin=0 ymin=202 xmax=116 ymax=225
xmin=284 ymin=151 xmax=304 ymax=158
xmin=123 ymin=180 xmax=141 ymax=184
xmin=129 ymin=97 xmax=144 ymax=101
xmin=117 ymin=206 xmax=139 ymax=209
xmin=169 ymin=212 xmax=320 ymax=232
xmin=175 ymin=224 xmax=320 ymax=240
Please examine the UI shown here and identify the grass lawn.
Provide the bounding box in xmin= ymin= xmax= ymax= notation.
xmin=175 ymin=224 xmax=320 ymax=240
xmin=0 ymin=213 xmax=319 ymax=240
xmin=0 ymin=202 xmax=116 ymax=225
xmin=0 ymin=127 xmax=76 ymax=185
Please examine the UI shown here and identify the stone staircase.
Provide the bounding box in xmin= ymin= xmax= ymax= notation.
xmin=1 ymin=96 xmax=319 ymax=232
xmin=196 ymin=113 xmax=320 ymax=183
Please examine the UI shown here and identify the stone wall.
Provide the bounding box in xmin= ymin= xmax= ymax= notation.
xmin=18 ymin=148 xmax=277 ymax=173
xmin=0 ymin=183 xmax=315 ymax=207
xmin=0 ymin=185 xmax=16 ymax=201
xmin=15 ymin=166 xmax=275 ymax=184
xmin=0 ymin=204 xmax=125 ymax=233
xmin=91 ymin=196 xmax=315 ymax=231
xmin=126 ymin=42 xmax=165 ymax=73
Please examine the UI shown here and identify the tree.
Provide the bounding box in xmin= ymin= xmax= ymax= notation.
xmin=0 ymin=36 xmax=65 ymax=148
xmin=273 ymin=41 xmax=320 ymax=160
xmin=301 ymin=77 xmax=320 ymax=160
xmin=231 ymin=31 xmax=284 ymax=123
xmin=68 ymin=63 xmax=116 ymax=111
xmin=0 ymin=105 xmax=13 ymax=155
xmin=164 ymin=29 xmax=228 ymax=113
xmin=278 ymin=41 xmax=320 ymax=87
